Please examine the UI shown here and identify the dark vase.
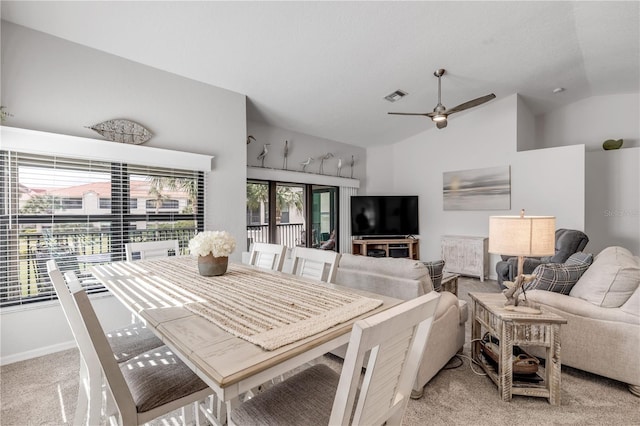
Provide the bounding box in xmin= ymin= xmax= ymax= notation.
xmin=198 ymin=254 xmax=228 ymax=276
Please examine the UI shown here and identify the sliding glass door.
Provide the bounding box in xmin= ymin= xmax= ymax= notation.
xmin=246 ymin=181 xmax=338 ymax=251
xmin=311 ymin=185 xmax=338 ymax=251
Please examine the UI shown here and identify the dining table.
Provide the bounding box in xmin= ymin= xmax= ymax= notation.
xmin=90 ymin=256 xmax=401 ymax=425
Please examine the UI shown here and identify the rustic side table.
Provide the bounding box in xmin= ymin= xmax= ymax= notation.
xmin=469 ymin=292 xmax=567 ymax=405
xmin=440 ymin=273 xmax=459 ymax=296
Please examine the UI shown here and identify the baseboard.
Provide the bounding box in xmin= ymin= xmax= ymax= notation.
xmin=0 ymin=340 xmax=76 ymax=366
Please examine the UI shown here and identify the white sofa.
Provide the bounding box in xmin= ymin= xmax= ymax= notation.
xmin=525 ymin=246 xmax=640 ymax=396
xmin=333 ymin=253 xmax=468 ymax=398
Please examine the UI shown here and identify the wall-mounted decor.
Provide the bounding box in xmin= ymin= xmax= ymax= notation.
xmin=443 ymin=165 xmax=511 ymax=210
xmin=86 ymin=119 xmax=152 ymax=144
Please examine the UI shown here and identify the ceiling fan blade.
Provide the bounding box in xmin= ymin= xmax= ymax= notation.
xmin=388 ymin=112 xmax=431 ymax=116
xmin=436 ymin=119 xmax=448 ymax=129
xmin=445 ymin=94 xmax=496 ymax=115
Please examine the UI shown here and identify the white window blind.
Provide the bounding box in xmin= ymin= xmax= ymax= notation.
xmin=0 ymin=150 xmax=206 ymax=307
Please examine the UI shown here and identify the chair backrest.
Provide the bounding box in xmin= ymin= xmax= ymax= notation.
xmin=46 ymin=260 xmax=101 ymax=375
xmin=549 ymin=229 xmax=589 ymax=263
xmin=125 ymin=240 xmax=180 ymax=261
xmin=69 ymin=277 xmax=140 ymax=424
xmin=290 ymin=247 xmax=341 ymax=283
xmin=329 ymin=292 xmax=441 ymax=425
xmin=249 ymin=242 xmax=287 ymax=271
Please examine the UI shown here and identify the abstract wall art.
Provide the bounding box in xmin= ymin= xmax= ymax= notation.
xmin=443 ymin=166 xmax=511 ymax=210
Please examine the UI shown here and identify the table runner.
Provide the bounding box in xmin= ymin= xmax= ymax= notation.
xmin=135 ymin=257 xmax=383 ymax=350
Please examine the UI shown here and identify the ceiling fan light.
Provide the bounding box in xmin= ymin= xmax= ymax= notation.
xmin=432 ymin=114 xmax=447 ymax=122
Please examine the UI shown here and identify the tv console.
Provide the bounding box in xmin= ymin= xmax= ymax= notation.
xmin=352 ymin=238 xmax=419 ymax=260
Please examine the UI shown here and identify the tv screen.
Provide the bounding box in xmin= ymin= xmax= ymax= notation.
xmin=351 ymin=195 xmax=419 ymax=237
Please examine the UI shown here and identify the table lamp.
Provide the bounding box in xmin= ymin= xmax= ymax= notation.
xmin=489 ymin=210 xmax=555 ymax=312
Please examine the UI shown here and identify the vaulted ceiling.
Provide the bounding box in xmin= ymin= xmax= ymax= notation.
xmin=2 ymin=1 xmax=638 ymax=147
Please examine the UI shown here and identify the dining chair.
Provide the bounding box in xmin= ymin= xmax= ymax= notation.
xmin=124 ymin=239 xmax=180 ymax=261
xmin=248 ymin=242 xmax=287 ymax=271
xmin=290 ymin=246 xmax=341 ymax=283
xmin=230 ymin=291 xmax=441 ymax=426
xmin=46 ymin=260 xmax=164 ymax=425
xmin=69 ymin=278 xmax=214 ymax=426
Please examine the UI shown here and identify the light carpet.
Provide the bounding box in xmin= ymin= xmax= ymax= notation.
xmin=1 ymin=277 xmax=639 ymax=425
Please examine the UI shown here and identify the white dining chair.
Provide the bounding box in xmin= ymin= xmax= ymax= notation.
xmin=46 ymin=260 xmax=164 ymax=425
xmin=125 ymin=240 xmax=180 ymax=261
xmin=69 ymin=278 xmax=214 ymax=426
xmin=290 ymin=246 xmax=341 ymax=283
xmin=230 ymin=291 xmax=441 ymax=426
xmin=248 ymin=242 xmax=287 ymax=271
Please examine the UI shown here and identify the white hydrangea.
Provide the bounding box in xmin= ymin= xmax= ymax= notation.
xmin=188 ymin=230 xmax=236 ymax=257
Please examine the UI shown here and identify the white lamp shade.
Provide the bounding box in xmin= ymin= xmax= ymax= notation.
xmin=488 ymin=215 xmax=556 ymax=256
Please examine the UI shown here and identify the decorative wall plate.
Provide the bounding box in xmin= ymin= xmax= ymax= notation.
xmin=87 ymin=119 xmax=152 ymax=144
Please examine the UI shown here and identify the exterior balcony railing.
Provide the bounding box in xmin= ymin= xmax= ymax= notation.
xmin=246 ymin=223 xmax=305 ymax=250
xmin=2 ymin=228 xmax=197 ymax=306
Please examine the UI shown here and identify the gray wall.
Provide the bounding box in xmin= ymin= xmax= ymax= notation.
xmin=1 ymin=21 xmax=247 ymax=363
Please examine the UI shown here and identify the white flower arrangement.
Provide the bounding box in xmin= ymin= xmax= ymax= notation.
xmin=188 ymin=231 xmax=236 ymax=258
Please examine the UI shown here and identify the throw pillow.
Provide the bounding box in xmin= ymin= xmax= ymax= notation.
xmin=524 ymin=261 xmax=592 ymax=295
xmin=422 ymin=260 xmax=445 ymax=291
xmin=565 ymin=252 xmax=594 ymax=266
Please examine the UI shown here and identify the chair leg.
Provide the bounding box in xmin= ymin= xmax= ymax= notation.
xmin=86 ymin=361 xmax=102 ymax=425
xmin=73 ymin=359 xmax=89 ymax=426
xmin=180 ymin=403 xmax=194 ymax=426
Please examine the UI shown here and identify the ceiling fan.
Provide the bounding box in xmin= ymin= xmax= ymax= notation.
xmin=388 ymin=69 xmax=496 ymax=129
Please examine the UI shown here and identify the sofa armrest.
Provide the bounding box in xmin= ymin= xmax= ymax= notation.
xmin=527 ymin=289 xmax=640 ymax=325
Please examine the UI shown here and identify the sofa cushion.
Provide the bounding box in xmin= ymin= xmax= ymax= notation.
xmin=338 ymin=253 xmax=429 ymax=281
xmin=422 ymin=260 xmax=445 ymax=291
xmin=569 ymin=246 xmax=640 ymax=308
xmin=525 ymin=257 xmax=592 ymax=295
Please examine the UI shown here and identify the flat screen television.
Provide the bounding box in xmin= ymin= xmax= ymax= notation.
xmin=350 ymin=195 xmax=419 ymax=238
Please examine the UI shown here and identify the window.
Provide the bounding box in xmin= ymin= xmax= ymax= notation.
xmin=60 ymin=197 xmax=83 ymax=209
xmin=0 ymin=151 xmax=205 ymax=307
xmin=246 ymin=180 xmax=337 ymax=250
xmin=99 ymin=198 xmax=111 ymax=209
xmin=145 ymin=199 xmax=179 ymax=211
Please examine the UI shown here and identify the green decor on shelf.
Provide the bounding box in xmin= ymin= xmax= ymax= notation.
xmin=602 ymin=139 xmax=623 ymax=150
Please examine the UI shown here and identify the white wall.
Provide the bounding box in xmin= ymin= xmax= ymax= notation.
xmin=535 ymin=93 xmax=640 ymax=151
xmin=365 ymin=94 xmax=586 ymax=277
xmin=534 ymin=92 xmax=640 ymax=255
xmin=1 ymin=22 xmax=247 ymax=363
xmin=585 ymin=147 xmax=640 ymax=255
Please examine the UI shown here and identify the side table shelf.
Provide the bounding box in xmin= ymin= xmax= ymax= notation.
xmin=469 ymin=292 xmax=567 ymax=405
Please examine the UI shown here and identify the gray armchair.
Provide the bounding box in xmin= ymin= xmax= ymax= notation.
xmin=495 ymin=228 xmax=589 ymax=288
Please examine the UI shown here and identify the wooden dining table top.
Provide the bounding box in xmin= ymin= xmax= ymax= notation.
xmin=90 ymin=256 xmax=401 ymax=400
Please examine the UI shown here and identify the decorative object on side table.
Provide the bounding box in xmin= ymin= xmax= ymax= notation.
xmin=86 ymin=119 xmax=152 ymax=144
xmin=489 ymin=209 xmax=555 ymax=313
xmin=189 ymin=231 xmax=236 ymax=276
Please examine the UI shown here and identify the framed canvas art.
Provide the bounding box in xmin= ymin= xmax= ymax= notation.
xmin=443 ymin=166 xmax=511 ymax=210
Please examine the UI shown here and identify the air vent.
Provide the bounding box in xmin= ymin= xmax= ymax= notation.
xmin=384 ymin=90 xmax=408 ymax=102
